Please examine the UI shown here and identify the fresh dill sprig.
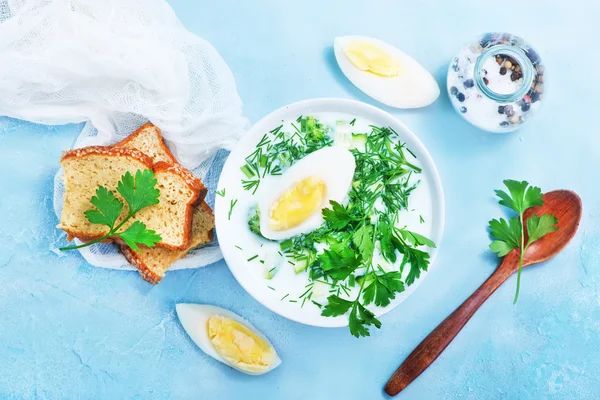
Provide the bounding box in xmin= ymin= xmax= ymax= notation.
xmin=228 ymin=199 xmax=238 ymax=220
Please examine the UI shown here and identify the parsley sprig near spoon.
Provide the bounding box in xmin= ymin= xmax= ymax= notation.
xmin=60 ymin=169 xmax=162 ymax=253
xmin=488 ymin=180 xmax=558 ymax=303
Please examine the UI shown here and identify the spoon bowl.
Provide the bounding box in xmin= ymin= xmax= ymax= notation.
xmin=522 ymin=190 xmax=582 ymax=267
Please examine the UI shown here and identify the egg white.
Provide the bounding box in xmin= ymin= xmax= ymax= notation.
xmin=334 ymin=36 xmax=440 ymax=108
xmin=175 ymin=303 xmax=281 ymax=375
xmin=258 ymin=146 xmax=356 ymax=241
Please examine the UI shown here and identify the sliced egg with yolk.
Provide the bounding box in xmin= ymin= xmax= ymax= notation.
xmin=334 ymin=36 xmax=440 ymax=108
xmin=176 ymin=304 xmax=281 ymax=375
xmin=258 ymin=146 xmax=356 ymax=241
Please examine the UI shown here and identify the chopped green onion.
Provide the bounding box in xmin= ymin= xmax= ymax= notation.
xmin=240 ymin=164 xmax=255 ymax=178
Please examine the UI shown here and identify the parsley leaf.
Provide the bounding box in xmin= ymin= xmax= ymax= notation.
xmin=117 ymin=170 xmax=160 ymax=215
xmin=322 ymin=201 xmax=354 ymax=230
xmin=118 ymin=221 xmax=162 ymax=252
xmin=321 ymin=295 xmax=381 ymax=338
xmin=526 ymin=214 xmax=558 ymax=244
xmin=378 ymin=219 xmax=398 ymax=263
xmin=352 ymin=224 xmax=374 ymax=260
xmin=362 ymin=271 xmax=405 ymax=307
xmin=398 ymin=229 xmax=436 ymax=248
xmin=401 ymin=247 xmax=430 ymax=285
xmin=350 ymin=303 xmax=382 ymax=338
xmin=318 ymin=248 xmax=362 ymax=280
xmin=495 ymin=179 xmax=543 ymax=215
xmin=321 ymin=295 xmax=353 ymax=317
xmin=83 ymin=186 xmax=123 ymax=229
xmin=60 ymin=169 xmax=163 ymax=253
xmin=489 ymin=180 xmax=558 ymax=303
xmin=489 ymin=217 xmax=521 ymax=257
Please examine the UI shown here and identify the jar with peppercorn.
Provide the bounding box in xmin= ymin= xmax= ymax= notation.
xmin=447 ymin=32 xmax=545 ymax=132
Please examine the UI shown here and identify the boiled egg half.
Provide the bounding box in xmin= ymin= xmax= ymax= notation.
xmin=258 ymin=146 xmax=356 ymax=241
xmin=176 ymin=304 xmax=281 ymax=375
xmin=334 ymin=36 xmax=440 ymax=108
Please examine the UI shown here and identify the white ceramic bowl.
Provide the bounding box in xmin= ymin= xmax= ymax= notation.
xmin=215 ymin=98 xmax=445 ymax=327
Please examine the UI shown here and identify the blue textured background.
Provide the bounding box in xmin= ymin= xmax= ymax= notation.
xmin=1 ymin=1 xmax=598 ymax=399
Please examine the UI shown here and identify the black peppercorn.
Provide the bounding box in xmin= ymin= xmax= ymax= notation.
xmin=463 ymin=79 xmax=474 ymax=88
xmin=521 ymin=103 xmax=531 ymax=112
xmin=457 ymin=92 xmax=465 ymax=102
xmin=499 ymin=67 xmax=507 ymax=75
xmin=450 ymin=86 xmax=458 ymax=96
xmin=460 ymin=106 xmax=467 ymax=113
xmin=504 ymin=105 xmax=515 ymax=117
xmin=498 ymin=105 xmax=505 ymax=114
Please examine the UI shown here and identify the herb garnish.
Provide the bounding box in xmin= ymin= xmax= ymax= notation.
xmin=216 ymin=188 xmax=226 ymax=197
xmin=240 ymin=117 xmax=333 ymax=195
xmin=60 ymin=170 xmax=162 ymax=253
xmin=489 ymin=180 xmax=558 ymax=303
xmin=228 ymin=199 xmax=238 ymax=220
xmin=243 ymin=117 xmax=435 ymax=337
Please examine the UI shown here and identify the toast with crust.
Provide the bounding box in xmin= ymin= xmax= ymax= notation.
xmin=114 ymin=123 xmax=178 ymax=164
xmin=59 ymin=146 xmax=205 ymax=250
xmin=121 ymin=201 xmax=215 ymax=284
xmin=115 ymin=123 xmax=215 ymax=283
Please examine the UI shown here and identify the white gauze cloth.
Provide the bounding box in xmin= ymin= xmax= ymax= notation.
xmin=0 ymin=0 xmax=248 ymax=270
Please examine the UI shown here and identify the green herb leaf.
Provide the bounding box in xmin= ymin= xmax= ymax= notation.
xmin=84 ymin=186 xmax=123 ymax=229
xmin=228 ymin=199 xmax=238 ymax=220
xmin=321 ymin=295 xmax=353 ymax=317
xmin=117 ymin=221 xmax=161 ymax=252
xmin=495 ymin=179 xmax=543 ymax=215
xmin=490 ymin=180 xmax=558 ymax=304
xmin=488 ymin=217 xmax=521 ymax=256
xmin=352 ymin=224 xmax=374 ymax=260
xmin=378 ymin=219 xmax=397 ymax=263
xmin=322 ymin=201 xmax=354 ymax=230
xmin=401 ymin=246 xmax=430 ymax=286
xmin=362 ymin=271 xmax=405 ymax=307
xmin=318 ymin=248 xmax=362 ymax=280
xmin=350 ymin=303 xmax=382 ymax=338
xmin=398 ymin=229 xmax=436 ymax=248
xmin=526 ymin=214 xmax=558 ymax=244
xmin=117 ymin=170 xmax=160 ymax=215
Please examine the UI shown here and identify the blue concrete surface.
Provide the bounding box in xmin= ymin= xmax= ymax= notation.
xmin=1 ymin=0 xmax=599 ymax=399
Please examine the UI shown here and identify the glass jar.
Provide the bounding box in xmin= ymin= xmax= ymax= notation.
xmin=447 ymin=32 xmax=545 ymax=133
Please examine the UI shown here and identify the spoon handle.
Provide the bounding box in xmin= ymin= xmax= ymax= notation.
xmin=384 ymin=251 xmax=519 ymax=396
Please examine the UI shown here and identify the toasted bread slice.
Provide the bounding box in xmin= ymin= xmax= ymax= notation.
xmin=114 ymin=123 xmax=178 ymax=164
xmin=59 ymin=147 xmax=205 ymax=250
xmin=59 ymin=146 xmax=154 ymax=240
xmin=130 ymin=161 xmax=206 ymax=250
xmin=121 ymin=201 xmax=215 ymax=284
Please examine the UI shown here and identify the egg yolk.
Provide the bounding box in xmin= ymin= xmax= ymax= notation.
xmin=207 ymin=316 xmax=276 ymax=373
xmin=269 ymin=176 xmax=327 ymax=231
xmin=344 ymin=41 xmax=400 ymax=77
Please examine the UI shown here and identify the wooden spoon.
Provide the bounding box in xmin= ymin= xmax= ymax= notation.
xmin=384 ymin=190 xmax=582 ymax=396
